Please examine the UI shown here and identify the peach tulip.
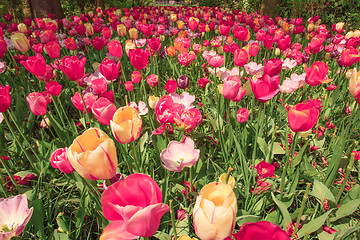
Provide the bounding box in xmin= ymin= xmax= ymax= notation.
xmin=110 ymin=106 xmax=142 ymax=144
xmin=193 ymin=182 xmax=237 ymax=240
xmin=349 ymin=68 xmax=360 ymax=102
xmin=67 ymin=128 xmax=118 ymax=180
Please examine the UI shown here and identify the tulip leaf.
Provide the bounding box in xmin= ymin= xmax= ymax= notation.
xmin=236 ymin=215 xmax=261 ymax=226
xmin=257 ymin=137 xmax=268 ymax=158
xmin=318 ymin=230 xmax=335 ymax=240
xmin=29 ymin=199 xmax=45 ymax=238
xmin=139 ymin=131 xmax=148 ymax=152
xmin=271 ymin=192 xmax=292 ymax=229
xmin=331 ymin=198 xmax=360 ymax=222
xmin=335 ymin=225 xmax=360 ymax=240
xmin=290 ymin=141 xmax=309 ymax=170
xmin=297 ymin=209 xmax=334 ymax=238
xmin=310 ymin=179 xmax=336 ymax=203
xmin=272 ymin=143 xmax=285 ymax=155
xmin=53 ymin=230 xmax=70 ymax=240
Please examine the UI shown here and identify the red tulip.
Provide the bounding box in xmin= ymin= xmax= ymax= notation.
xmin=249 ymin=42 xmax=260 ymax=57
xmin=0 ymin=37 xmax=7 ymax=59
xmin=277 ymin=35 xmax=291 ymax=51
xmin=101 ymin=27 xmax=112 ymax=39
xmin=92 ymin=36 xmax=105 ymax=51
xmin=65 ymin=37 xmax=77 ymax=51
xmin=129 ymin=48 xmax=149 ymax=70
xmin=304 ymin=61 xmax=331 ymax=86
xmin=233 ymin=26 xmax=250 ymax=41
xmin=164 ymin=78 xmax=177 ymax=94
xmin=230 ymin=221 xmax=290 ymax=240
xmin=147 ymin=37 xmax=161 ymax=52
xmin=100 ymin=174 xmax=169 ymax=239
xmin=264 ymin=58 xmax=282 ymax=77
xmin=234 ymin=48 xmax=248 ymax=67
xmin=45 ymin=81 xmax=62 ymax=96
xmin=107 ymin=40 xmax=123 ymax=58
xmin=219 ymin=24 xmax=231 ymax=36
xmin=0 ymin=84 xmax=11 ymax=112
xmin=236 ymin=107 xmax=250 ymax=123
xmin=20 ymin=53 xmax=46 ymax=76
xmin=250 ymin=74 xmax=280 ymax=103
xmin=263 ymin=34 xmax=274 ymax=49
xmin=45 ymin=41 xmax=60 ymax=59
xmin=339 ymin=47 xmax=360 ymax=67
xmin=99 ymin=58 xmax=121 ymax=81
xmin=59 ymin=56 xmax=86 ymax=81
xmin=288 ymin=99 xmax=322 ymax=132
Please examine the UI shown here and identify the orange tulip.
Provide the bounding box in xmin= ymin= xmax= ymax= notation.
xmin=68 ymin=128 xmax=118 ymax=180
xmin=111 ymin=106 xmax=142 ymax=144
xmin=128 ymin=28 xmax=138 ymax=40
xmin=193 ymin=182 xmax=237 ymax=240
xmin=11 ymin=32 xmax=30 ymax=52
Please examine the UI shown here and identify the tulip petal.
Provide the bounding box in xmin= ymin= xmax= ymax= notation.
xmin=126 ymin=203 xmax=170 ymax=237
xmin=100 ymin=220 xmax=138 ymax=240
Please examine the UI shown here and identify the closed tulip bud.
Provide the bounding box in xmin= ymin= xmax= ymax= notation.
xmin=51 ymin=148 xmax=75 ymax=174
xmin=84 ymin=23 xmax=94 ymax=36
xmin=111 ymin=106 xmax=142 ymax=144
xmin=304 ymin=61 xmax=331 ymax=86
xmin=45 ymin=41 xmax=60 ymax=58
xmin=129 ymin=28 xmax=138 ymax=39
xmin=59 ymin=56 xmax=86 ymax=81
xmin=193 ymin=182 xmax=237 ymax=240
xmin=99 ymin=58 xmax=121 ymax=81
xmin=0 ymin=84 xmax=11 ymax=112
xmin=17 ymin=23 xmax=27 ymax=33
xmin=275 ymin=48 xmax=281 ymax=56
xmin=20 ymin=53 xmax=46 ymax=76
xmin=148 ymin=95 xmax=159 ymax=109
xmin=11 ymin=32 xmax=30 ymax=52
xmin=68 ymin=128 xmax=118 ymax=180
xmin=117 ymin=24 xmax=126 ymax=37
xmin=125 ymin=41 xmax=135 ymax=56
xmin=177 ymin=75 xmax=189 ymax=89
xmin=26 ymin=92 xmax=48 ymax=116
xmin=234 ymin=48 xmax=248 ymax=67
xmin=91 ymin=98 xmax=117 ymax=125
xmin=349 ymin=68 xmax=360 ymax=102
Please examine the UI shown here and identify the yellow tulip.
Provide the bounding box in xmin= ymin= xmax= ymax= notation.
xmin=349 ymin=68 xmax=360 ymax=100
xmin=68 ymin=128 xmax=118 ymax=180
xmin=117 ymin=24 xmax=126 ymax=37
xmin=17 ymin=23 xmax=27 ymax=33
xmin=11 ymin=32 xmax=30 ymax=52
xmin=84 ymin=23 xmax=94 ymax=36
xmin=111 ymin=106 xmax=142 ymax=144
xmin=129 ymin=28 xmax=138 ymax=40
xmin=193 ymin=182 xmax=237 ymax=240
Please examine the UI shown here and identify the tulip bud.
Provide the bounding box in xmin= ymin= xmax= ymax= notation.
xmin=111 ymin=106 xmax=142 ymax=144
xmin=177 ymin=75 xmax=189 ymax=89
xmin=148 ymin=96 xmax=159 ymax=109
xmin=11 ymin=32 xmax=30 ymax=52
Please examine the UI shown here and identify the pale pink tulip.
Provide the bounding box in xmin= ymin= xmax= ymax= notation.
xmin=0 ymin=194 xmax=33 ymax=240
xmin=160 ymin=136 xmax=200 ymax=172
xmin=91 ymin=98 xmax=117 ymax=125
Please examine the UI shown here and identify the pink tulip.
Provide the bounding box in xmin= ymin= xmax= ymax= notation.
xmin=98 ymin=58 xmax=121 ymax=81
xmin=160 ymin=136 xmax=200 ymax=172
xmin=0 ymin=194 xmax=33 ymax=240
xmin=50 ymin=148 xmax=75 ymax=174
xmin=91 ymin=77 xmax=108 ymax=94
xmin=250 ymin=74 xmax=280 ymax=103
xmin=237 ymin=107 xmax=250 ymax=123
xmin=223 ymin=76 xmax=246 ymax=102
xmin=20 ymin=53 xmax=46 ymax=76
xmin=100 ymin=174 xmax=170 ymax=239
xmin=26 ymin=92 xmax=48 ymax=115
xmin=208 ymin=55 xmax=224 ymax=68
xmin=71 ymin=92 xmax=97 ymax=113
xmin=45 ymin=81 xmax=62 ymax=96
xmin=230 ymin=221 xmax=290 ymax=240
xmin=91 ymin=98 xmax=117 ymax=125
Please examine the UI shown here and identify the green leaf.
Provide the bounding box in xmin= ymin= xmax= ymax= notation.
xmin=257 ymin=137 xmax=268 ymax=158
xmin=291 ymin=141 xmax=308 ymax=169
xmin=272 ymin=143 xmax=285 ymax=155
xmin=335 ymin=225 xmax=360 ymax=240
xmin=29 ymin=199 xmax=45 ymax=237
xmin=236 ymin=215 xmax=261 ymax=226
xmin=271 ymin=193 xmax=292 ymax=229
xmin=310 ymin=180 xmax=336 ymax=203
xmin=297 ymin=210 xmax=334 ymax=238
xmin=53 ymin=230 xmax=70 ymax=240
xmin=331 ymin=198 xmax=360 ymax=222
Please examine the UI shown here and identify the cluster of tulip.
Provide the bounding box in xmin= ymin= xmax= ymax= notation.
xmin=0 ymin=4 xmax=360 ymax=240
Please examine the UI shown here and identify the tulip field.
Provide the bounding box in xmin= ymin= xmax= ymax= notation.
xmin=1 ymin=4 xmax=360 ymax=240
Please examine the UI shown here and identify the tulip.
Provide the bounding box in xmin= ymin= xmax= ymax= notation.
xmin=45 ymin=81 xmax=62 ymax=96
xmin=349 ymin=68 xmax=360 ymax=102
xmin=208 ymin=55 xmax=224 ymax=68
xmin=51 ymin=148 xmax=75 ymax=174
xmin=287 ymin=99 xmax=322 ymax=132
xmin=128 ymin=28 xmax=138 ymax=39
xmin=177 ymin=75 xmax=189 ymax=89
xmin=233 ymin=26 xmax=250 ymax=41
xmin=92 ymin=36 xmax=105 ymax=50
xmin=0 ymin=84 xmax=11 ymax=112
xmin=340 ymin=47 xmax=360 ymax=67
xmin=99 ymin=58 xmax=121 ymax=81
xmin=101 ymin=27 xmax=112 ymax=39
xmin=231 ymin=221 xmax=290 ymax=240
xmin=0 ymin=194 xmax=33 ymax=240
xmin=236 ymin=107 xmax=250 ymax=123
xmin=110 ymin=106 xmax=142 ymax=144
xmin=107 ymin=40 xmax=123 ymax=58
xmin=164 ymin=78 xmax=177 ymax=94
xmin=223 ymin=76 xmax=246 ymax=102
xmin=65 ymin=37 xmax=77 ymax=51
xmin=59 ymin=56 xmax=86 ymax=81
xmin=100 ymin=174 xmax=170 ymax=239
xmin=26 ymin=92 xmax=48 ymax=116
xmin=146 ymin=74 xmax=159 ymax=87
xmin=250 ymin=74 xmax=280 ymax=103
xmin=45 ymin=41 xmax=61 ymax=58
xmin=20 ymin=53 xmax=46 ymax=76
xmin=304 ymin=61 xmax=331 ymax=86
xmin=249 ymin=42 xmax=260 ymax=57
xmin=174 ymin=108 xmax=203 ymax=132
xmin=91 ymin=98 xmax=117 ymax=125
xmin=128 ymin=48 xmax=149 ymax=70
xmin=11 ymin=32 xmax=30 ymax=52
xmin=0 ymin=37 xmax=7 ymax=58
xmin=68 ymin=128 xmax=118 ymax=180
xmin=178 ymin=51 xmax=196 ymax=67
xmin=234 ymin=48 xmax=248 ymax=67
xmin=117 ymin=24 xmax=126 ymax=37
xmin=264 ymin=58 xmax=282 ymax=77
xmin=131 ymin=71 xmax=141 ymax=84
xmin=193 ymin=182 xmax=237 ymax=240
xmin=147 ymin=37 xmax=161 ymax=52
xmin=255 ymin=161 xmax=275 ymax=178
xmin=160 ymin=136 xmax=200 ymax=172
xmin=198 ymin=77 xmax=211 ymax=91
xmin=71 ymin=92 xmax=97 ymax=113
xmin=91 ymin=77 xmax=107 ymax=94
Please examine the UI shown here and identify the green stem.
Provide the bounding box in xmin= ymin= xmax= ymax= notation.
xmin=293 ymin=182 xmax=311 ymax=237
xmin=130 ymin=141 xmax=140 ymax=172
xmin=3 ymin=111 xmax=39 ymax=173
xmin=169 ymin=199 xmax=178 ymax=240
xmin=335 ymin=152 xmax=355 ymax=204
